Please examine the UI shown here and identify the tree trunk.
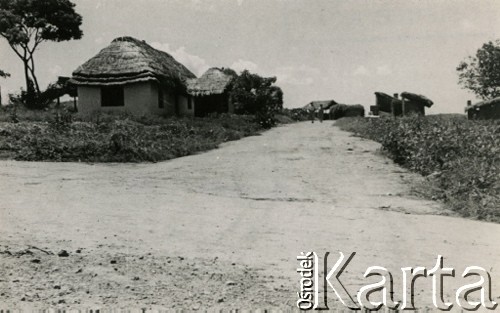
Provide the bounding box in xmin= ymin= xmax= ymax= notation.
xmin=22 ymin=60 xmax=35 ymax=108
xmin=28 ymin=55 xmax=41 ymax=95
xmin=23 ymin=60 xmax=29 ymax=93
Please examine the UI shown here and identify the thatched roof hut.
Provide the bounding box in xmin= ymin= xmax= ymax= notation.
xmin=304 ymin=100 xmax=337 ymax=111
xmin=186 ymin=68 xmax=237 ymax=117
xmin=465 ymin=96 xmax=500 ymax=120
xmin=330 ymin=104 xmax=365 ymax=120
xmin=71 ymin=36 xmax=197 ymax=116
xmin=374 ymin=92 xmax=402 ymax=114
xmin=187 ymin=68 xmax=235 ymax=97
xmin=71 ymin=36 xmax=196 ymax=89
xmin=374 ymin=92 xmax=400 ymax=104
xmin=466 ymin=97 xmax=500 ymax=111
xmin=401 ymin=92 xmax=434 ymax=108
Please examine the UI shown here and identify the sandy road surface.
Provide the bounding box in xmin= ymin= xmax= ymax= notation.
xmin=0 ymin=121 xmax=499 ymax=310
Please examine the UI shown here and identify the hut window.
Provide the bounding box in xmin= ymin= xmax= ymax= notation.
xmin=188 ymin=97 xmax=193 ymax=110
xmin=101 ymin=86 xmax=124 ymax=107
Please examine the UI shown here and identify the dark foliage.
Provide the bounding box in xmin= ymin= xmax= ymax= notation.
xmin=330 ymin=104 xmax=365 ymax=120
xmin=229 ymin=70 xmax=283 ymax=128
xmin=457 ymin=40 xmax=500 ymax=100
xmin=282 ymin=108 xmax=309 ymax=121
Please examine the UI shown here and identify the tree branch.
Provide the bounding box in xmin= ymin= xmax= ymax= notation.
xmin=8 ymin=43 xmax=24 ymax=60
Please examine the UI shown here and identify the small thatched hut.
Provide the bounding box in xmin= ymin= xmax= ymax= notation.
xmin=304 ymin=100 xmax=337 ymax=110
xmin=466 ymin=97 xmax=500 ymax=120
xmin=187 ymin=68 xmax=236 ymax=117
xmin=71 ymin=36 xmax=196 ymax=116
xmin=303 ymin=100 xmax=337 ymax=119
xmin=373 ymin=92 xmax=433 ymax=116
xmin=330 ymin=104 xmax=365 ymax=120
xmin=400 ymin=92 xmax=433 ymax=115
xmin=374 ymin=92 xmax=403 ymax=116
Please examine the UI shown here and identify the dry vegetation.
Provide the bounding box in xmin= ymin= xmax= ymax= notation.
xmin=0 ymin=108 xmax=263 ymax=162
xmin=336 ymin=115 xmax=500 ymax=223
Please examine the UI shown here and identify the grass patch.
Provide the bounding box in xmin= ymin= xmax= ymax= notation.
xmin=0 ymin=111 xmax=262 ymax=163
xmin=336 ymin=115 xmax=500 ymax=223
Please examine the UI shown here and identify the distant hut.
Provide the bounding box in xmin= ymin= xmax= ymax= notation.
xmin=465 ymin=97 xmax=500 ymax=120
xmin=330 ymin=104 xmax=365 ymax=120
xmin=374 ymin=92 xmax=403 ymax=116
xmin=303 ymin=100 xmax=337 ymax=119
xmin=369 ymin=105 xmax=379 ymax=116
xmin=400 ymin=92 xmax=433 ymax=115
xmin=187 ymin=68 xmax=236 ymax=117
xmin=53 ymin=76 xmax=78 ymax=110
xmin=374 ymin=92 xmax=433 ymax=116
xmin=70 ymin=36 xmax=196 ymax=116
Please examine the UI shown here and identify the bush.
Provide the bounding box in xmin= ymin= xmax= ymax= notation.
xmin=336 ymin=115 xmax=500 ymax=222
xmin=0 ymin=99 xmax=59 ymax=123
xmin=331 ymin=104 xmax=365 ymax=120
xmin=255 ymin=108 xmax=277 ymax=129
xmin=274 ymin=113 xmax=295 ymax=124
xmin=282 ymin=108 xmax=309 ymax=121
xmin=49 ymin=108 xmax=73 ymax=131
xmin=0 ymin=113 xmax=262 ymax=163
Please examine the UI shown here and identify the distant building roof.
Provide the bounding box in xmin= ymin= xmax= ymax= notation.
xmin=374 ymin=92 xmax=402 ymax=113
xmin=374 ymin=92 xmax=400 ymax=103
xmin=401 ymin=92 xmax=434 ymax=108
xmin=304 ymin=100 xmax=337 ymax=110
xmin=465 ymin=96 xmax=500 ymax=111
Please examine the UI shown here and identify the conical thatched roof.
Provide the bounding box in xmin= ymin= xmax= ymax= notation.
xmin=187 ymin=68 xmax=235 ymax=96
xmin=71 ymin=36 xmax=196 ymax=87
xmin=401 ymin=91 xmax=434 ymax=107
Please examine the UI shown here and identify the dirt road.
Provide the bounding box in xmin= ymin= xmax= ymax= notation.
xmin=0 ymin=121 xmax=499 ymax=310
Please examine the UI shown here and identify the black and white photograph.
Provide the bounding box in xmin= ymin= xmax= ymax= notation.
xmin=0 ymin=0 xmax=499 ymax=311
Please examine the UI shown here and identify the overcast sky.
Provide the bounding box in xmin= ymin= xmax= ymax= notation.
xmin=1 ymin=0 xmax=500 ymax=113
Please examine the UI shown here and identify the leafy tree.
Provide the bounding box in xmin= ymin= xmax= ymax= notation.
xmin=230 ymin=70 xmax=283 ymax=114
xmin=457 ymin=40 xmax=500 ymax=100
xmin=0 ymin=69 xmax=9 ymax=106
xmin=229 ymin=70 xmax=283 ymax=128
xmin=221 ymin=67 xmax=238 ymax=78
xmin=0 ymin=0 xmax=83 ymax=108
xmin=39 ymin=78 xmax=76 ymax=105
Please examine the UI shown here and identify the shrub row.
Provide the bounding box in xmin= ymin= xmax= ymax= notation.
xmin=336 ymin=115 xmax=500 ymax=223
xmin=0 ymin=113 xmax=261 ymax=163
